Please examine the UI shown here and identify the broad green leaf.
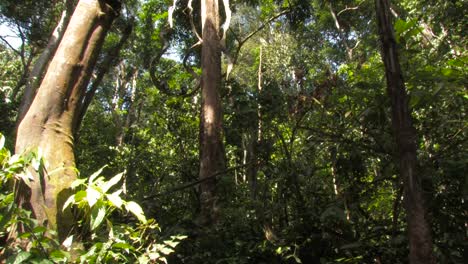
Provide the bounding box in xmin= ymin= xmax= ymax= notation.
xmin=49 ymin=250 xmax=70 ymax=262
xmin=87 ymin=186 xmax=101 ymax=207
xmin=102 ymin=172 xmax=124 ymax=193
xmin=90 ymin=206 xmax=106 ymax=230
xmin=71 ymin=178 xmax=87 ymax=189
xmin=158 ymin=246 xmax=174 ymax=255
xmin=106 ymin=190 xmax=123 ymax=209
xmin=7 ymin=251 xmax=31 ymax=264
xmin=74 ymin=190 xmax=87 ymax=203
xmin=63 ymin=194 xmax=75 ymax=211
xmin=112 ymin=242 xmax=135 ymax=251
xmin=32 ymin=226 xmax=47 ymax=234
xmin=89 ymin=166 xmax=107 ymax=184
xmin=125 ymin=201 xmax=147 ymax=223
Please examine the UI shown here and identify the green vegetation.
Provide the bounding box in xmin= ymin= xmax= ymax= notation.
xmin=0 ymin=0 xmax=466 ymax=263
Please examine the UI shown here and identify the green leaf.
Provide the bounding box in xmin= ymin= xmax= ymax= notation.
xmin=74 ymin=190 xmax=87 ymax=203
xmin=106 ymin=190 xmax=123 ymax=209
xmin=0 ymin=134 xmax=5 ymax=149
xmin=102 ymin=172 xmax=124 ymax=193
xmin=90 ymin=206 xmax=106 ymax=230
xmin=125 ymin=201 xmax=147 ymax=223
xmin=62 ymin=194 xmax=75 ymax=211
xmin=7 ymin=251 xmax=31 ymax=264
xmin=112 ymin=242 xmax=135 ymax=251
xmin=158 ymin=246 xmax=174 ymax=255
xmin=89 ymin=166 xmax=107 ymax=184
xmin=32 ymin=226 xmax=47 ymax=234
xmin=49 ymin=250 xmax=70 ymax=262
xmin=87 ymin=186 xmax=101 ymax=207
xmin=71 ymin=178 xmax=87 ymax=189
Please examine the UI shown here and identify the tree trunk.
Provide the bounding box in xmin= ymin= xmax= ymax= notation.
xmin=199 ymin=0 xmax=224 ymax=226
xmin=15 ymin=0 xmax=119 ymax=241
xmin=375 ymin=0 xmax=435 ymax=263
xmin=75 ymin=21 xmax=133 ymax=137
xmin=16 ymin=0 xmax=75 ymax=124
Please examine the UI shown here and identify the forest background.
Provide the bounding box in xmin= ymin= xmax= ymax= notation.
xmin=0 ymin=0 xmax=466 ymax=263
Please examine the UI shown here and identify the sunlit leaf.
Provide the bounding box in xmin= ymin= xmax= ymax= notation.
xmin=63 ymin=195 xmax=75 ymax=211
xmin=106 ymin=190 xmax=123 ymax=209
xmin=71 ymin=178 xmax=87 ymax=189
xmin=102 ymin=172 xmax=124 ymax=193
xmin=62 ymin=235 xmax=74 ymax=250
xmin=90 ymin=206 xmax=106 ymax=230
xmin=89 ymin=166 xmax=107 ymax=184
xmin=0 ymin=134 xmax=5 ymax=149
xmin=87 ymin=186 xmax=101 ymax=207
xmin=125 ymin=201 xmax=147 ymax=223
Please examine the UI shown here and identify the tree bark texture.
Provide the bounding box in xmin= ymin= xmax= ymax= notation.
xmin=375 ymin=0 xmax=435 ymax=263
xmin=199 ymin=0 xmax=224 ymax=226
xmin=16 ymin=0 xmax=75 ymax=125
xmin=15 ymin=0 xmax=119 ymax=241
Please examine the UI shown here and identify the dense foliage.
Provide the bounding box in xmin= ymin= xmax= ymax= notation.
xmin=0 ymin=0 xmax=466 ymax=263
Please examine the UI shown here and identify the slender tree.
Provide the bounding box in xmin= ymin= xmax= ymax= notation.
xmin=199 ymin=0 xmax=225 ymax=225
xmin=15 ymin=0 xmax=121 ymax=241
xmin=375 ymin=0 xmax=435 ymax=263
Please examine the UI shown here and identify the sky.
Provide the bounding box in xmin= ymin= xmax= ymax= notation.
xmin=0 ymin=23 xmax=22 ymax=49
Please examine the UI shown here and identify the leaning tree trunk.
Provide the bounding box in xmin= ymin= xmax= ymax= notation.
xmin=16 ymin=0 xmax=75 ymax=125
xmin=15 ymin=0 xmax=120 ymax=241
xmin=199 ymin=0 xmax=225 ymax=226
xmin=375 ymin=0 xmax=435 ymax=263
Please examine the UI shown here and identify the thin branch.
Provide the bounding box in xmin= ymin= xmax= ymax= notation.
xmin=337 ymin=1 xmax=364 ymax=17
xmin=231 ymin=9 xmax=291 ymax=65
xmin=143 ymin=163 xmax=254 ymax=200
xmin=0 ymin=35 xmax=21 ymax=56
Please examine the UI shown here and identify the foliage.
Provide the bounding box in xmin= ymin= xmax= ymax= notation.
xmin=0 ymin=133 xmax=185 ymax=263
xmin=1 ymin=0 xmax=467 ymax=263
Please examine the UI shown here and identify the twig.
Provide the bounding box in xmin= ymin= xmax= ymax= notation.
xmin=143 ymin=163 xmax=254 ymax=200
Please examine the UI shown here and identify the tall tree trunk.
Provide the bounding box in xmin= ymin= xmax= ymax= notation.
xmin=74 ymin=21 xmax=133 ymax=137
xmin=16 ymin=0 xmax=75 ymax=124
xmin=375 ymin=0 xmax=435 ymax=263
xmin=199 ymin=0 xmax=224 ymax=226
xmin=15 ymin=0 xmax=119 ymax=241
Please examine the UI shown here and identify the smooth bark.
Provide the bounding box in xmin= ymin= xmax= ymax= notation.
xmin=15 ymin=0 xmax=119 ymax=241
xmin=199 ymin=0 xmax=225 ymax=226
xmin=16 ymin=0 xmax=75 ymax=125
xmin=375 ymin=0 xmax=435 ymax=263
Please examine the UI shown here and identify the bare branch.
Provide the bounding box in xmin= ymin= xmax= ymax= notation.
xmin=337 ymin=0 xmax=365 ymax=16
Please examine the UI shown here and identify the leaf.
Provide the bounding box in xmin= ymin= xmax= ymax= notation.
xmin=87 ymin=186 xmax=101 ymax=207
xmin=158 ymin=246 xmax=174 ymax=255
xmin=0 ymin=134 xmax=5 ymax=149
xmin=7 ymin=251 xmax=31 ymax=264
xmin=49 ymin=250 xmax=70 ymax=262
xmin=89 ymin=166 xmax=106 ymax=184
xmin=125 ymin=201 xmax=147 ymax=223
xmin=32 ymin=226 xmax=47 ymax=234
xmin=102 ymin=172 xmax=124 ymax=193
xmin=71 ymin=178 xmax=87 ymax=189
xmin=90 ymin=206 xmax=106 ymax=230
xmin=112 ymin=242 xmax=135 ymax=251
xmin=62 ymin=235 xmax=74 ymax=250
xmin=62 ymin=194 xmax=75 ymax=211
xmin=106 ymin=190 xmax=123 ymax=209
